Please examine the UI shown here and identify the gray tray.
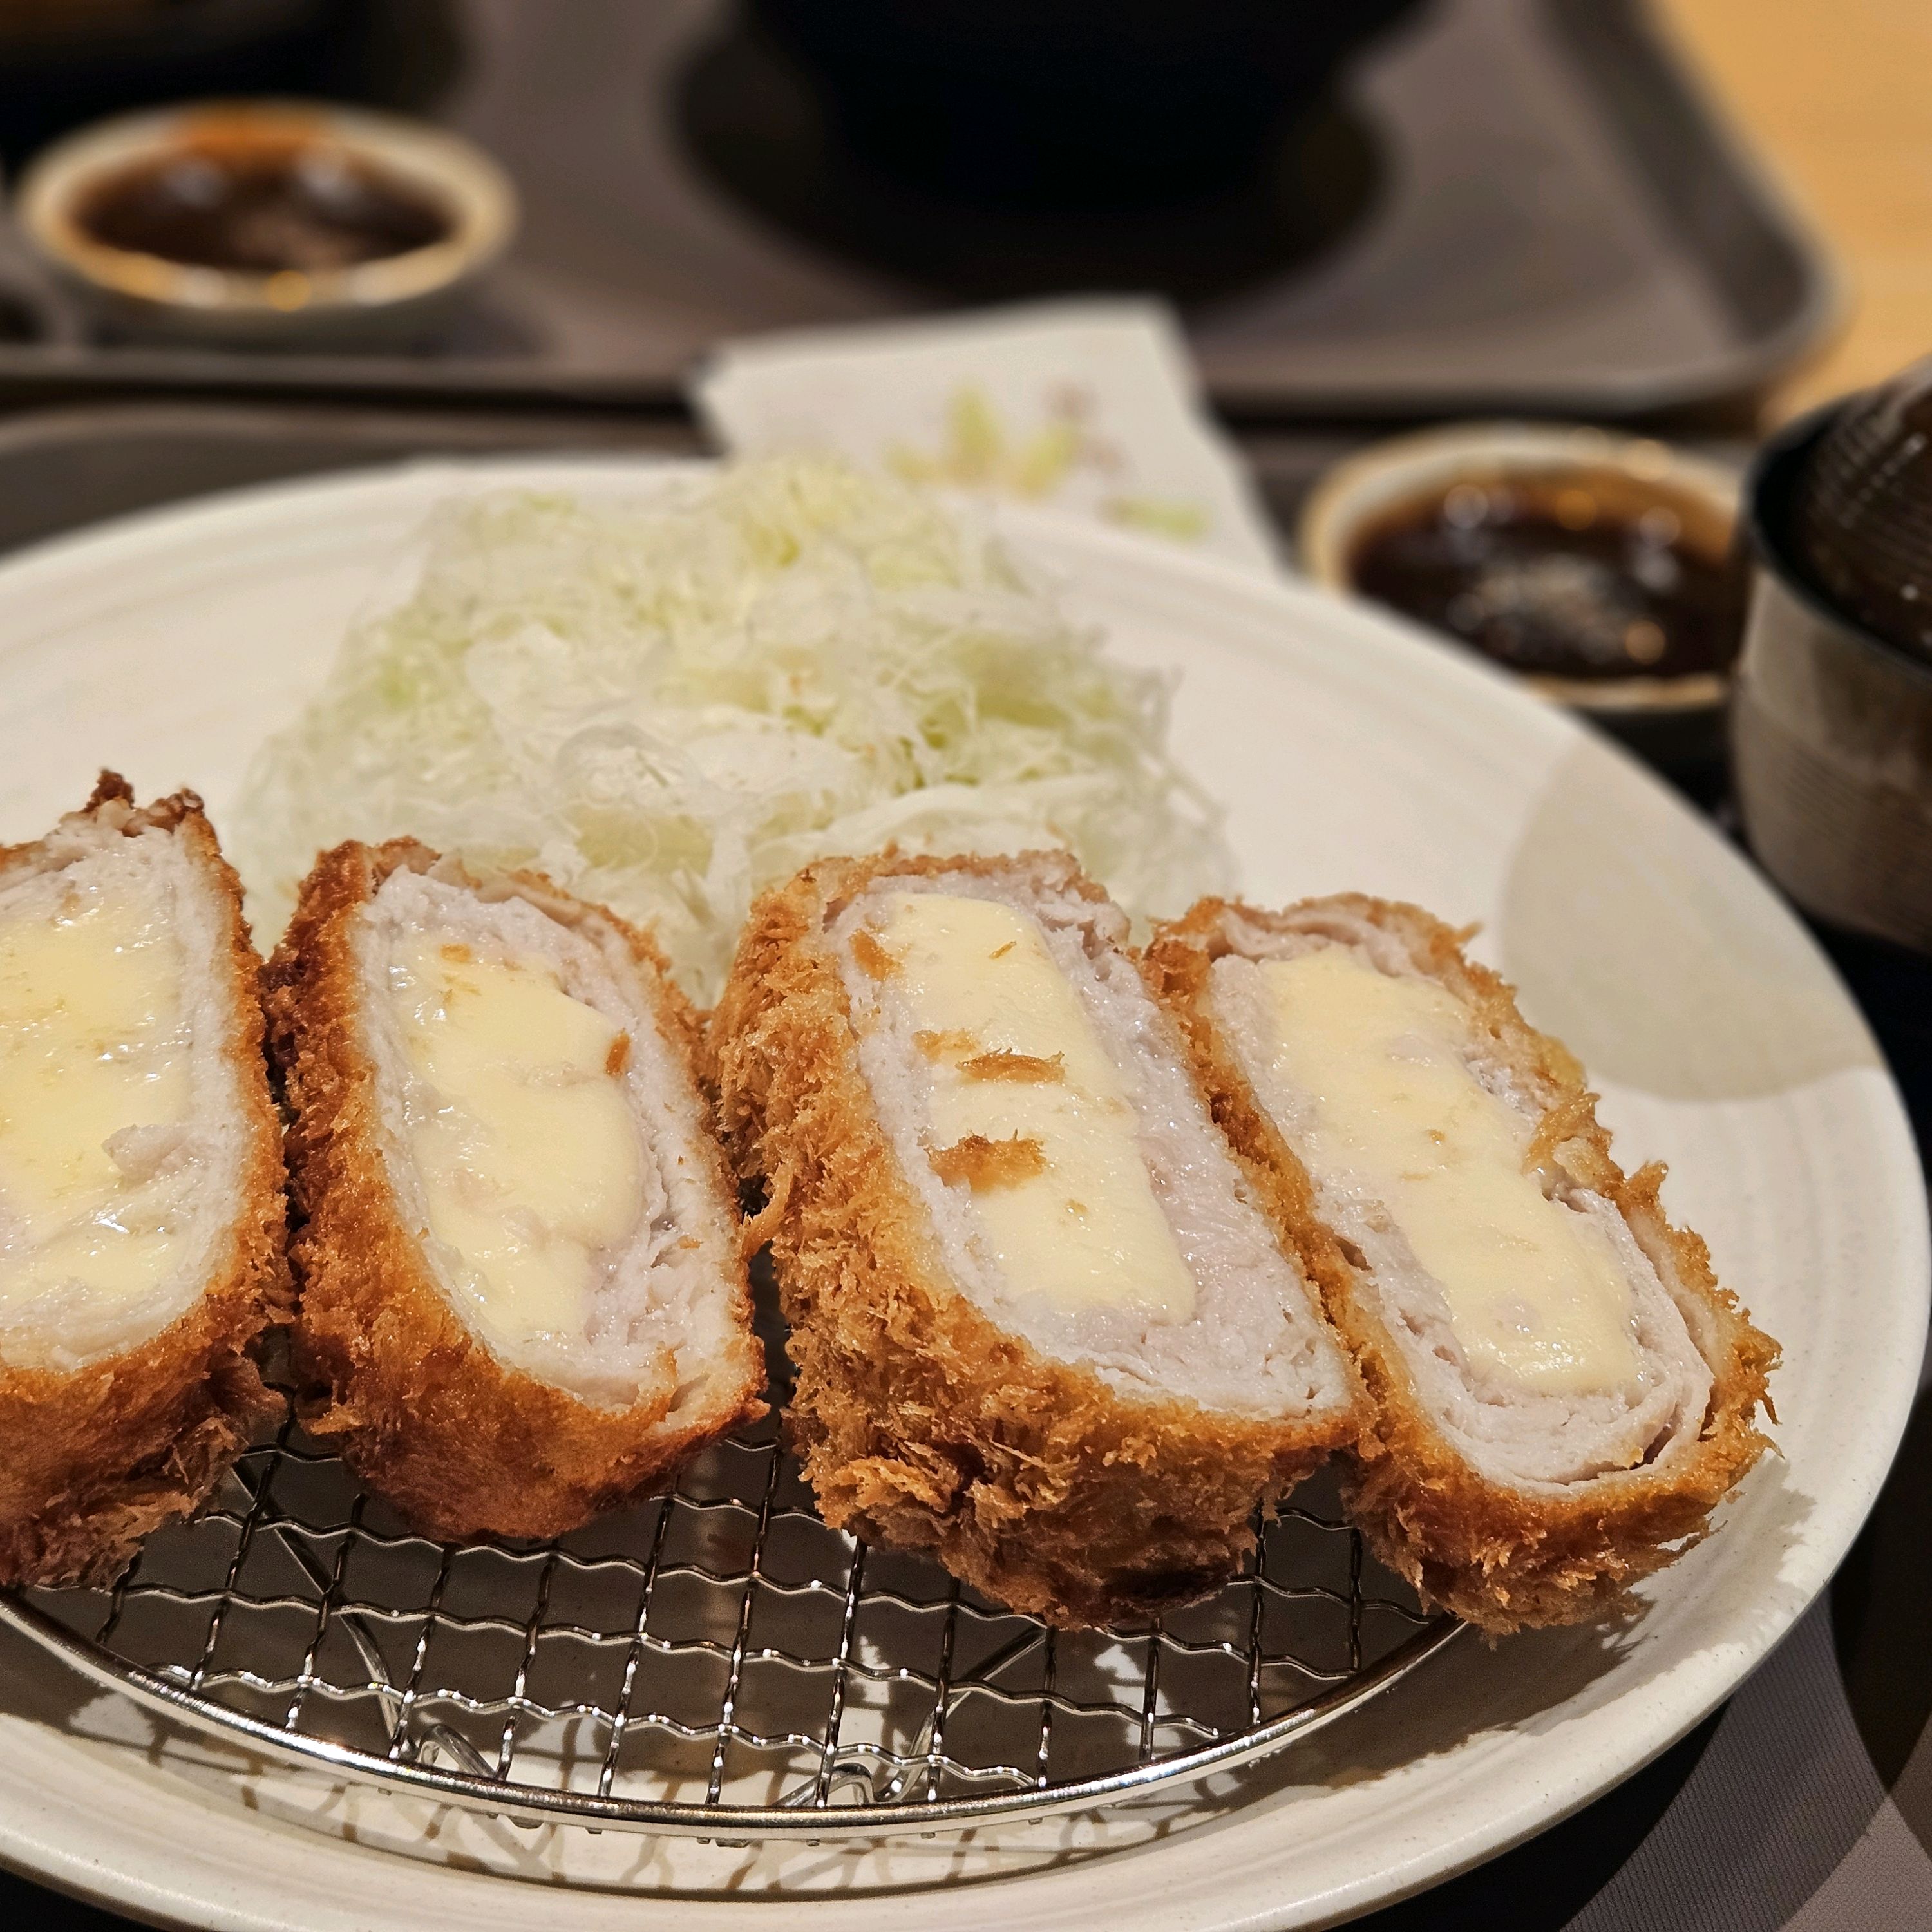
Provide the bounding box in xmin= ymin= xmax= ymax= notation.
xmin=0 ymin=0 xmax=1835 ymax=420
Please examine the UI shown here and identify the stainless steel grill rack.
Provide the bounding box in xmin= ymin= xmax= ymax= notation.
xmin=1 ymin=1398 xmax=1457 ymax=1840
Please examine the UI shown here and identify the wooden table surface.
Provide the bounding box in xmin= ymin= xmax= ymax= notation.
xmin=1655 ymin=0 xmax=1932 ymax=419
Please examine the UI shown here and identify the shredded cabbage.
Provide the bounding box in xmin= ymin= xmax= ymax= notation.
xmin=234 ymin=457 xmax=1234 ymax=1000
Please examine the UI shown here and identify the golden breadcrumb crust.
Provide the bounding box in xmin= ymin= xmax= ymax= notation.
xmin=264 ymin=839 xmax=762 ymax=1544
xmin=708 ymin=849 xmax=1357 ymax=1631
xmin=1146 ymin=895 xmax=1781 ymax=1634
xmin=0 ymin=773 xmax=289 ymax=1587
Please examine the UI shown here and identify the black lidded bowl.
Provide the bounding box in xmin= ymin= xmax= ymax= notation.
xmin=744 ymin=0 xmax=1428 ymax=209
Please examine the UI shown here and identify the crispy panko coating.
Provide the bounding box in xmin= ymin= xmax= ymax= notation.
xmin=0 ymin=774 xmax=289 ymax=1587
xmin=709 ymin=850 xmax=1358 ymax=1631
xmin=265 ymin=840 xmax=761 ymax=1544
xmin=1147 ymin=895 xmax=1780 ymax=1633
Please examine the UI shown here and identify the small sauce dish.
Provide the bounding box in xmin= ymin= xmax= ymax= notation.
xmin=1299 ymin=423 xmax=1747 ymax=767
xmin=15 ymin=100 xmax=518 ymax=348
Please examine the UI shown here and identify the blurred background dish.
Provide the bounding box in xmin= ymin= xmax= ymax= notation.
xmin=1790 ymin=359 xmax=1932 ymax=660
xmin=1297 ymin=422 xmax=1747 ymax=773
xmin=1733 ymin=370 xmax=1932 ymax=955
xmin=15 ymin=99 xmax=514 ymax=345
xmin=741 ymin=0 xmax=1423 ymax=210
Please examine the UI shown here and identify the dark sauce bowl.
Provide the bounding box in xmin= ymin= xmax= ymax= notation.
xmin=1298 ymin=424 xmax=1745 ymax=773
xmin=16 ymin=100 xmax=516 ymax=346
xmin=1732 ymin=399 xmax=1932 ymax=955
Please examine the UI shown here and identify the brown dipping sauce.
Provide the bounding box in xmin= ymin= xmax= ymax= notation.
xmin=76 ymin=137 xmax=451 ymax=276
xmin=1349 ymin=473 xmax=1745 ymax=683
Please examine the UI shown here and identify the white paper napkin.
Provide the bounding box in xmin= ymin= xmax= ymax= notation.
xmin=691 ymin=299 xmax=1281 ymax=574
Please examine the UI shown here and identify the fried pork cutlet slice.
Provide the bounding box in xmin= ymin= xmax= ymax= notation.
xmin=266 ymin=840 xmax=762 ymax=1542
xmin=1147 ymin=895 xmax=1779 ymax=1633
xmin=0 ymin=774 xmax=288 ymax=1586
xmin=710 ymin=849 xmax=1358 ymax=1630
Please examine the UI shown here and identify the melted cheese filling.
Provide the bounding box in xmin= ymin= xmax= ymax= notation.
xmin=873 ymin=892 xmax=1195 ymax=1323
xmin=0 ymin=880 xmax=194 ymax=1314
xmin=1258 ymin=947 xmax=1639 ymax=1394
xmin=390 ymin=938 xmax=645 ymax=1353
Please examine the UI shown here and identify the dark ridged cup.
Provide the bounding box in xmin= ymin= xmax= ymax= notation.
xmin=1733 ymin=400 xmax=1932 ymax=952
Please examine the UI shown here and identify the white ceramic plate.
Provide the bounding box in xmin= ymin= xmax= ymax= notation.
xmin=0 ymin=460 xmax=1921 ymax=1931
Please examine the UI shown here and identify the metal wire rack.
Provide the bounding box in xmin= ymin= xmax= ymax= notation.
xmin=1 ymin=1385 xmax=1457 ymax=1841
